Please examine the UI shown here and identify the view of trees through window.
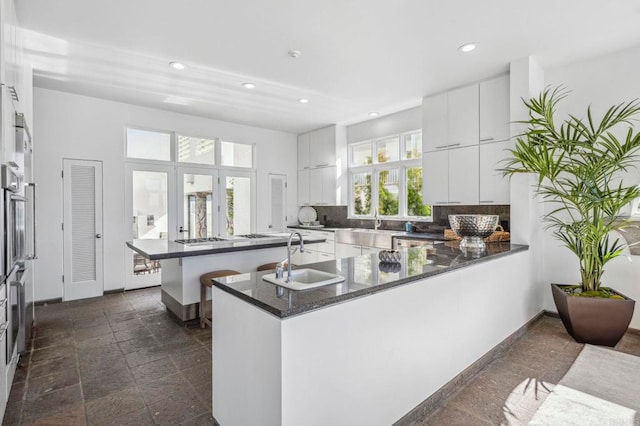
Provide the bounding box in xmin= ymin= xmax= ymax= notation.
xmin=349 ymin=131 xmax=431 ymax=218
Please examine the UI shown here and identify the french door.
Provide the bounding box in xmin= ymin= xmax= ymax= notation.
xmin=176 ymin=167 xmax=219 ymax=239
xmin=218 ymin=170 xmax=256 ymax=238
xmin=125 ymin=163 xmax=175 ymax=290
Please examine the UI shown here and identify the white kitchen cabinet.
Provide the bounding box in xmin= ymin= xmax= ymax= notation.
xmin=298 ymin=133 xmax=310 ymax=170
xmin=449 ymin=146 xmax=479 ymax=205
xmin=479 ymin=140 xmax=511 ymax=205
xmin=422 ymin=145 xmax=478 ymax=205
xmin=291 ymin=229 xmax=335 ymax=265
xmin=335 ymin=243 xmax=363 ymax=259
xmin=309 ymin=126 xmax=336 ymax=168
xmin=448 ymin=84 xmax=479 ymax=148
xmin=305 ymin=166 xmax=336 ymax=205
xmin=298 ymin=170 xmax=310 ymax=205
xmin=422 ymin=92 xmax=449 ymax=151
xmin=360 ymin=246 xmax=381 ymax=256
xmin=308 ymin=168 xmax=324 ymax=205
xmin=321 ymin=166 xmax=336 ymax=205
xmin=480 ymin=75 xmax=510 ymax=144
xmin=422 ymin=149 xmax=449 ymax=206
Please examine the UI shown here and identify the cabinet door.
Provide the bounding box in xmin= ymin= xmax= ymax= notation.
xmin=316 ymin=252 xmax=335 ymax=262
xmin=308 ymin=168 xmax=324 ymax=204
xmin=335 ymin=243 xmax=363 ymax=259
xmin=361 ymin=246 xmax=382 ymax=256
xmin=321 ymin=166 xmax=336 ymax=205
xmin=309 ymin=126 xmax=336 ymax=168
xmin=298 ymin=133 xmax=310 ymax=170
xmin=449 ymin=146 xmax=479 ymax=205
xmin=422 ymin=150 xmax=449 ymax=206
xmin=301 ymin=249 xmax=318 ymax=264
xmin=448 ymin=84 xmax=479 ymax=147
xmin=298 ymin=170 xmax=310 ymax=205
xmin=422 ymin=93 xmax=449 ymax=151
xmin=480 ymin=75 xmax=510 ymax=143
xmin=479 ymin=140 xmax=511 ymax=205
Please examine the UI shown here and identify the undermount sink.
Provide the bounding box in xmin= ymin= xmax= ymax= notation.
xmin=262 ymin=268 xmax=345 ymax=291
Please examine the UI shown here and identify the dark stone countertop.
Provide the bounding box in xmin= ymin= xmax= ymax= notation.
xmin=287 ymin=226 xmax=448 ymax=241
xmin=126 ymin=235 xmax=325 ymax=260
xmin=213 ymin=242 xmax=529 ymax=318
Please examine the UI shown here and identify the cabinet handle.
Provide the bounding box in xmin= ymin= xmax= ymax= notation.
xmin=480 ymin=137 xmax=494 ymax=142
xmin=435 ymin=201 xmax=448 ymax=204
xmin=303 ymin=166 xmax=310 ymax=169
xmin=315 ymin=163 xmax=329 ymax=167
xmin=435 ymin=144 xmax=449 ymax=149
xmin=480 ymin=200 xmax=494 ymax=203
xmin=448 ymin=201 xmax=461 ymax=204
xmin=448 ymin=143 xmax=461 ymax=147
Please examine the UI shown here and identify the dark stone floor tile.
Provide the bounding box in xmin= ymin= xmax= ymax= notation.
xmin=35 ymin=320 xmax=73 ymax=338
xmin=80 ymin=358 xmax=129 ymax=381
xmin=29 ymin=354 xmax=78 ymax=379
xmin=73 ymin=315 xmax=109 ymax=330
xmin=21 ymin=383 xmax=83 ymax=421
xmin=163 ymin=339 xmax=202 ymax=357
xmin=180 ymin=412 xmax=215 ymax=426
xmin=113 ymin=325 xmax=153 ymax=343
xmin=73 ymin=324 xmax=112 ymax=341
xmin=194 ymin=332 xmax=212 ymax=346
xmin=106 ymin=311 xmax=140 ymax=324
xmin=27 ymin=403 xmax=86 ymax=426
xmin=131 ymin=356 xmax=177 ymax=384
xmin=2 ymin=401 xmax=23 ymax=426
xmin=31 ymin=344 xmax=76 ymax=363
xmin=14 ymin=362 xmax=30 ymax=382
xmin=181 ymin=364 xmax=212 ymax=391
xmin=33 ymin=332 xmax=74 ymax=350
xmin=423 ymin=406 xmax=492 ymax=426
xmin=85 ymin=386 xmax=146 ymax=424
xmin=8 ymin=379 xmax=26 ymax=403
xmin=102 ymin=303 xmax=134 ymax=316
xmin=118 ymin=335 xmax=159 ymax=355
xmin=139 ymin=372 xmax=191 ymax=405
xmin=171 ymin=348 xmax=210 ymax=371
xmin=81 ymin=368 xmax=135 ymax=401
xmin=124 ymin=345 xmax=168 ymax=368
xmin=193 ymin=382 xmax=212 ymax=411
xmin=148 ymin=391 xmax=208 ymax=426
xmin=77 ymin=343 xmax=122 ymax=365
xmin=88 ymin=407 xmax=155 ymax=426
xmin=109 ymin=318 xmax=144 ymax=333
xmin=26 ymin=368 xmax=80 ymax=401
xmin=75 ymin=332 xmax=117 ymax=350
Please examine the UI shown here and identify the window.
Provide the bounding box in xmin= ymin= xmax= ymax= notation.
xmin=126 ymin=128 xmax=172 ymax=161
xmin=178 ymin=136 xmax=215 ymax=165
xmin=348 ymin=130 xmax=431 ymax=220
xmin=221 ymin=141 xmax=254 ymax=168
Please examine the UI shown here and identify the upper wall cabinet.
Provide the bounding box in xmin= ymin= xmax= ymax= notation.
xmin=480 ymin=75 xmax=510 ymax=144
xmin=422 ymin=85 xmax=479 ymax=151
xmin=298 ymin=126 xmax=337 ymax=170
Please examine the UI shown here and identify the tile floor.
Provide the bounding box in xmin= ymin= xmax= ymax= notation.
xmin=3 ymin=288 xmax=640 ymax=425
xmin=3 ymin=287 xmax=214 ymax=425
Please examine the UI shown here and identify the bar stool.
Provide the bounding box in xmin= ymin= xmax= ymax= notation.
xmin=257 ymin=262 xmax=279 ymax=272
xmin=199 ymin=270 xmax=240 ymax=328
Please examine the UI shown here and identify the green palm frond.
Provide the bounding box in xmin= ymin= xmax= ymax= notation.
xmin=502 ymin=87 xmax=640 ymax=292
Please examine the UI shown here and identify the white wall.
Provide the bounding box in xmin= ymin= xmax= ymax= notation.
xmin=346 ymin=106 xmax=421 ymax=143
xmin=542 ymin=46 xmax=640 ymax=327
xmin=33 ymin=88 xmax=298 ymax=301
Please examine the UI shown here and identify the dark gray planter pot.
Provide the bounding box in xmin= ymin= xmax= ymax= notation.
xmin=551 ymin=284 xmax=635 ymax=347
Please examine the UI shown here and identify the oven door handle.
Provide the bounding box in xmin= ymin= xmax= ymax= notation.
xmin=26 ymin=183 xmax=37 ymax=260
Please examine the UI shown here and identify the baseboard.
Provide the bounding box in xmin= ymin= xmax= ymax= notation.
xmin=34 ymin=298 xmax=63 ymax=306
xmin=394 ymin=310 xmax=546 ymax=426
xmin=104 ymin=288 xmax=125 ymax=295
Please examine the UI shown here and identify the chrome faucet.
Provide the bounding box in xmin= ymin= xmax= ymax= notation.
xmin=278 ymin=231 xmax=304 ymax=283
xmin=374 ymin=209 xmax=382 ymax=230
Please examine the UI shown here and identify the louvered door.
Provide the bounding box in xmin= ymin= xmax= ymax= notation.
xmin=63 ymin=159 xmax=103 ymax=301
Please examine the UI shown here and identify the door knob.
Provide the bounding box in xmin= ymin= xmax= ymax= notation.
xmin=96 ymin=234 xmax=102 ymax=239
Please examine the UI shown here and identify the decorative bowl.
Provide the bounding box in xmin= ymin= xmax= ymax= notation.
xmin=378 ymin=250 xmax=401 ymax=263
xmin=448 ymin=215 xmax=499 ymax=250
xmin=378 ymin=262 xmax=402 ymax=273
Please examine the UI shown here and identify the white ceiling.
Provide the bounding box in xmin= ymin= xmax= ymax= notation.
xmin=16 ymin=0 xmax=640 ymax=134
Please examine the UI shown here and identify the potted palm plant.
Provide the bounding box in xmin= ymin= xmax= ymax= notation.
xmin=503 ymin=87 xmax=640 ymax=346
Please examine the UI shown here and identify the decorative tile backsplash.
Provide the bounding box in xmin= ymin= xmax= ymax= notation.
xmin=309 ymin=205 xmax=511 ymax=231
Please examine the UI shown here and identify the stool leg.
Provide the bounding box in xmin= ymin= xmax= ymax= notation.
xmin=200 ymin=284 xmax=206 ymax=329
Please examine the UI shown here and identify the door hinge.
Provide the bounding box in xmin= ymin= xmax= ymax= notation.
xmin=61 ymin=170 xmax=64 ymax=178
xmin=285 ymin=182 xmax=288 ymax=188
xmin=62 ymin=275 xmax=64 ymax=283
xmin=217 ymin=177 xmax=220 ymax=184
xmin=217 ymin=206 xmax=220 ymax=212
xmin=61 ymin=223 xmax=64 ymax=230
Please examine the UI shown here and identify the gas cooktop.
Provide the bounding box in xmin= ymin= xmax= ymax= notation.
xmin=175 ymin=237 xmax=228 ymax=245
xmin=235 ymin=234 xmax=273 ymax=239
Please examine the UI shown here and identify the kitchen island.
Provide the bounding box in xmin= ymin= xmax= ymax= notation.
xmin=126 ymin=234 xmax=325 ymax=321
xmin=212 ymin=242 xmax=535 ymax=425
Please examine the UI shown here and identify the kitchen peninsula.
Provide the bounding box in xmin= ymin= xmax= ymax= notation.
xmin=127 ymin=234 xmax=325 ymax=320
xmin=212 ymin=243 xmax=534 ymax=425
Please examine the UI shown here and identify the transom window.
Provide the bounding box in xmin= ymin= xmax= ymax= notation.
xmin=348 ymin=130 xmax=431 ymax=220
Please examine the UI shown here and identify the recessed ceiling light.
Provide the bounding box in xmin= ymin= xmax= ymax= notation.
xmin=288 ymin=50 xmax=301 ymax=59
xmin=458 ymin=43 xmax=477 ymax=53
xmin=169 ymin=61 xmax=185 ymax=70
xmin=368 ymin=112 xmax=380 ymax=117
xmin=242 ymin=82 xmax=256 ymax=89
xmin=298 ymin=98 xmax=309 ymax=104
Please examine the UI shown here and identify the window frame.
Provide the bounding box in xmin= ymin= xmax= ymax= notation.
xmin=348 ymin=129 xmax=431 ymax=221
